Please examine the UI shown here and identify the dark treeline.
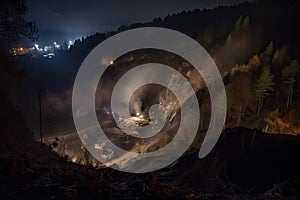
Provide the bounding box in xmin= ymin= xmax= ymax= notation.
xmin=69 ymin=0 xmax=300 ymax=61
xmin=67 ymin=0 xmax=300 ymax=135
xmin=1 ymin=0 xmax=300 ymax=199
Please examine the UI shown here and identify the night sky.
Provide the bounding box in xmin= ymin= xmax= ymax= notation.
xmin=27 ymin=0 xmax=253 ymax=45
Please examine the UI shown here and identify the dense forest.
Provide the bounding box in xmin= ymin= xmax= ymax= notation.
xmin=1 ymin=0 xmax=300 ymax=199
xmin=67 ymin=0 xmax=300 ymax=135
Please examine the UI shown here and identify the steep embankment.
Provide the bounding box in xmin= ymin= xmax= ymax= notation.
xmin=170 ymin=127 xmax=300 ymax=189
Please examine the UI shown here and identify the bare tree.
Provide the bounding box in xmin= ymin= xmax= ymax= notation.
xmin=37 ymin=85 xmax=45 ymax=145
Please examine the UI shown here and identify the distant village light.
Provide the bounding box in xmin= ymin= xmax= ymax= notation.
xmin=53 ymin=41 xmax=60 ymax=49
xmin=12 ymin=39 xmax=75 ymax=58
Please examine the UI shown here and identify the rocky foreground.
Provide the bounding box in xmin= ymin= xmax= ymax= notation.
xmin=1 ymin=127 xmax=300 ymax=199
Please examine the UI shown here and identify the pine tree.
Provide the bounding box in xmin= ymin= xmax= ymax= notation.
xmin=242 ymin=16 xmax=250 ymax=28
xmin=272 ymin=47 xmax=289 ymax=66
xmin=234 ymin=16 xmax=243 ymax=30
xmin=281 ymin=60 xmax=300 ymax=109
xmin=265 ymin=41 xmax=274 ymax=58
xmin=226 ymin=34 xmax=232 ymax=44
xmin=255 ymin=67 xmax=274 ymax=116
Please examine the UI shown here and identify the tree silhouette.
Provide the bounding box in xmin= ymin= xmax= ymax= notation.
xmin=1 ymin=0 xmax=38 ymax=97
xmin=242 ymin=16 xmax=250 ymax=28
xmin=272 ymin=47 xmax=289 ymax=66
xmin=255 ymin=67 xmax=274 ymax=117
xmin=234 ymin=16 xmax=243 ymax=30
xmin=281 ymin=60 xmax=300 ymax=109
xmin=265 ymin=41 xmax=274 ymax=59
xmin=0 ymin=0 xmax=38 ymax=147
xmin=0 ymin=0 xmax=38 ymax=107
xmin=0 ymin=0 xmax=38 ymax=45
